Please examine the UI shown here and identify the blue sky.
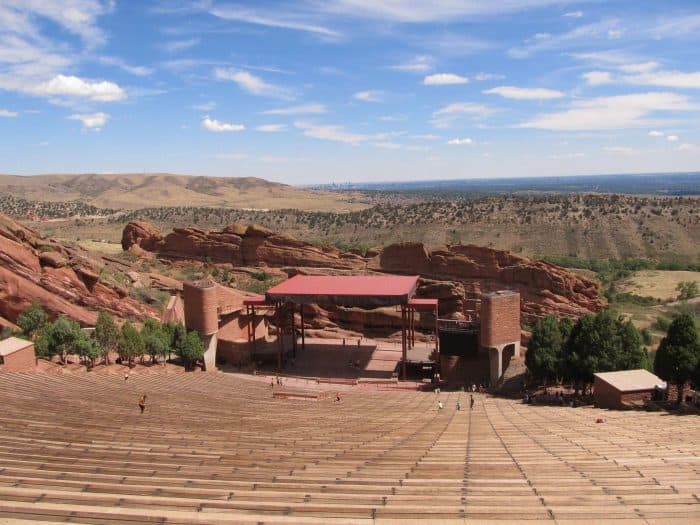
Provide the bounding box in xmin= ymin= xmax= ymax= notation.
xmin=1 ymin=0 xmax=699 ymax=184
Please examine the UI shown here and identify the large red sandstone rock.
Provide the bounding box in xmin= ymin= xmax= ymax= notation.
xmin=121 ymin=220 xmax=163 ymax=251
xmin=122 ymin=221 xmax=365 ymax=270
xmin=1 ymin=213 xmax=158 ymax=326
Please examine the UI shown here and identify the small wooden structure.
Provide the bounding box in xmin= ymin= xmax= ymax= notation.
xmin=0 ymin=337 xmax=36 ymax=372
xmin=594 ymin=369 xmax=666 ymax=409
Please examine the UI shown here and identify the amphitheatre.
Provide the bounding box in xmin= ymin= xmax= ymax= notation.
xmin=1 ymin=210 xmax=699 ymax=523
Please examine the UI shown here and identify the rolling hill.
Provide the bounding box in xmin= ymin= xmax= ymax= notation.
xmin=0 ymin=173 xmax=369 ymax=212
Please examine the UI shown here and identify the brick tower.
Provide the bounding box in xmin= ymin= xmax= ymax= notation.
xmin=183 ymin=279 xmax=219 ymax=370
xmin=480 ymin=290 xmax=521 ymax=387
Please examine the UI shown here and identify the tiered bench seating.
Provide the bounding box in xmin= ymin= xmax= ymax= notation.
xmin=0 ymin=370 xmax=698 ymax=523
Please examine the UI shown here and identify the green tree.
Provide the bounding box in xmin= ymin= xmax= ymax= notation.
xmin=564 ymin=310 xmax=649 ymax=392
xmin=176 ymin=330 xmax=205 ymax=371
xmin=120 ymin=322 xmax=144 ymax=368
xmin=526 ymin=316 xmax=564 ymax=386
xmin=94 ymin=311 xmax=119 ymax=365
xmin=654 ymin=313 xmax=700 ymax=403
xmin=676 ymin=281 xmax=699 ymax=301
xmin=17 ymin=301 xmax=48 ymax=337
xmin=141 ymin=319 xmax=170 ymax=364
xmin=34 ymin=316 xmax=84 ymax=365
xmin=75 ymin=336 xmax=103 ymax=369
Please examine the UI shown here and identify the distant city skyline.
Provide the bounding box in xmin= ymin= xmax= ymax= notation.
xmin=0 ymin=1 xmax=699 ymax=184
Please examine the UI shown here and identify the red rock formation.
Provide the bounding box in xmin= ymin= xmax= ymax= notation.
xmin=377 ymin=243 xmax=603 ymax=322
xmin=121 ymin=220 xmax=603 ymax=325
xmin=120 ymin=220 xmax=162 ymax=251
xmin=1 ymin=213 xmax=158 ymax=326
xmin=122 ymin=221 xmax=365 ymax=270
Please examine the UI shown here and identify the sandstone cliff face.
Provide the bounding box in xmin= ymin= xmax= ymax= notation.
xmin=377 ymin=242 xmax=603 ymax=322
xmin=122 ymin=222 xmax=365 ymax=270
xmin=0 ymin=213 xmax=157 ymax=326
xmin=122 ymin=221 xmax=603 ymax=324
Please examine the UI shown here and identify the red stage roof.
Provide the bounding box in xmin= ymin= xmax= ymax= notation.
xmin=408 ymin=298 xmax=438 ymax=310
xmin=243 ymin=295 xmax=270 ymax=306
xmin=265 ymin=274 xmax=420 ymax=306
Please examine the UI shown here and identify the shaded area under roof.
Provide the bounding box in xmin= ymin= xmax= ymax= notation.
xmin=265 ymin=274 xmax=421 ymax=307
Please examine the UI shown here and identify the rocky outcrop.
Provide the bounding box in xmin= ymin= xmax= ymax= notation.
xmin=376 ymin=243 xmax=603 ymax=322
xmin=1 ymin=213 xmax=157 ymax=326
xmin=122 ymin=221 xmax=365 ymax=270
xmin=120 ymin=220 xmax=162 ymax=251
xmin=121 ymin=220 xmax=603 ymax=324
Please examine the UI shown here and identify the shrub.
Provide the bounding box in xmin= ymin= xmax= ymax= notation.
xmin=120 ymin=322 xmax=144 ymax=368
xmin=94 ymin=311 xmax=119 ymax=364
xmin=676 ymin=281 xmax=699 ymax=301
xmin=176 ymin=330 xmax=205 ymax=370
xmin=654 ymin=313 xmax=700 ymax=403
xmin=17 ymin=301 xmax=48 ymax=337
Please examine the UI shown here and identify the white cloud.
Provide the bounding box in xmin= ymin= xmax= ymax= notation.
xmin=675 ymin=143 xmax=700 ymax=152
xmin=625 ymin=70 xmax=700 ymax=89
xmin=215 ymin=68 xmax=292 ymax=99
xmin=474 ymin=72 xmax=504 ymax=81
xmin=412 ymin=134 xmax=441 ymax=141
xmin=619 ymin=62 xmax=659 ymax=74
xmin=323 ymin=1 xmax=586 ymax=22
xmin=519 ymin=92 xmax=697 ymax=131
xmin=447 ymin=138 xmax=473 ymax=145
xmin=564 ymin=11 xmax=583 ymax=18
xmin=423 ymin=73 xmax=468 ymax=86
xmin=33 ymin=74 xmax=126 ymax=102
xmin=373 ymin=142 xmax=402 ymax=150
xmin=433 ymin=102 xmax=494 ymax=117
xmin=666 ymin=134 xmax=679 ymax=142
xmin=509 ymin=19 xmax=624 ymax=58
xmin=161 ymin=38 xmax=199 ymax=53
xmin=262 ymin=103 xmax=326 ymax=115
xmin=97 ymin=56 xmax=153 ymax=76
xmin=201 ymin=116 xmax=245 ymax=132
xmin=256 ymin=123 xmax=286 ymax=132
xmin=192 ymin=101 xmax=216 ymax=112
xmin=1 ymin=1 xmax=109 ymax=46
xmin=209 ymin=4 xmax=340 ymax=38
xmin=389 ymin=55 xmax=432 ymax=73
xmin=582 ymin=71 xmax=612 ymax=86
xmin=484 ymin=86 xmax=564 ymax=100
xmin=0 ymin=109 xmax=18 ymax=117
xmin=294 ymin=121 xmax=369 ymax=144
xmin=431 ymin=102 xmax=495 ymax=128
xmin=648 ymin=130 xmax=664 ymax=137
xmin=378 ymin=114 xmax=407 ymax=122
xmin=68 ymin=112 xmax=109 ymax=131
xmin=548 ymin=152 xmax=585 ymax=159
xmin=604 ymin=146 xmax=636 ymax=154
xmin=353 ymin=90 xmax=382 ymax=102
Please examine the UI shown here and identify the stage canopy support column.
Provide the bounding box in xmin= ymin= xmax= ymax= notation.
xmin=434 ymin=303 xmax=440 ymax=375
xmin=276 ymin=302 xmax=283 ymax=371
xmin=401 ymin=305 xmax=407 ymax=381
xmin=300 ymin=305 xmax=306 ymax=350
xmin=291 ymin=303 xmax=297 ymax=358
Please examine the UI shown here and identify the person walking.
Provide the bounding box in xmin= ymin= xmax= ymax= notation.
xmin=456 ymin=400 xmax=461 ymax=410
xmin=470 ymin=395 xmax=474 ymax=409
xmin=138 ymin=394 xmax=147 ymax=414
xmin=437 ymin=400 xmax=444 ymax=410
